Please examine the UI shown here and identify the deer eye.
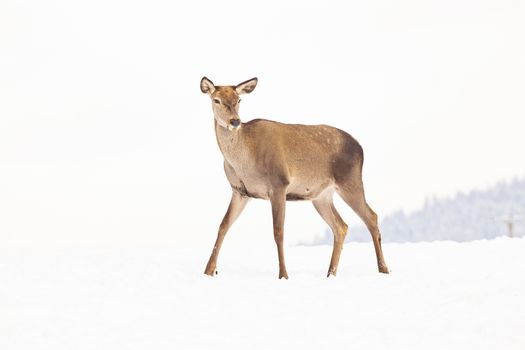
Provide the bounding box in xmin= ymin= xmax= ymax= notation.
xmin=238 ymin=99 xmax=241 ymax=104
xmin=213 ymin=99 xmax=221 ymax=104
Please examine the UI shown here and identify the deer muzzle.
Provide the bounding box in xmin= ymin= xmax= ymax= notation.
xmin=229 ymin=118 xmax=241 ymax=128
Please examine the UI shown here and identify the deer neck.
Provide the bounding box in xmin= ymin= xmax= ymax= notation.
xmin=214 ymin=120 xmax=245 ymax=166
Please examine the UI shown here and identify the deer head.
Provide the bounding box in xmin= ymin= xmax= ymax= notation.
xmin=200 ymin=77 xmax=258 ymax=130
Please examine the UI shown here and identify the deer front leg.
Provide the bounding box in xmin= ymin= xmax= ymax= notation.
xmin=270 ymin=188 xmax=289 ymax=279
xmin=204 ymin=191 xmax=249 ymax=276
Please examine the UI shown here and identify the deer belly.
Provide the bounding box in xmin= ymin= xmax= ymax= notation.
xmin=286 ymin=181 xmax=333 ymax=201
xmin=228 ymin=170 xmax=333 ymax=201
xmin=231 ymin=177 xmax=271 ymax=200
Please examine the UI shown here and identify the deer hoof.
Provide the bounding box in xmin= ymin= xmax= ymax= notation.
xmin=278 ymin=271 xmax=289 ymax=280
xmin=378 ymin=265 xmax=390 ymax=274
xmin=204 ymin=265 xmax=217 ymax=276
xmin=327 ymin=268 xmax=337 ymax=277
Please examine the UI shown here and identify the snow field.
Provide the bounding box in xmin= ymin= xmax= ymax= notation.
xmin=1 ymin=237 xmax=524 ymax=349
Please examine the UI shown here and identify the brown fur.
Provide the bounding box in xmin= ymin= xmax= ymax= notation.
xmin=201 ymin=77 xmax=389 ymax=278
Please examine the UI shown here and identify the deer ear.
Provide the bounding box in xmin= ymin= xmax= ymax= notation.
xmin=235 ymin=77 xmax=258 ymax=95
xmin=200 ymin=77 xmax=215 ymax=94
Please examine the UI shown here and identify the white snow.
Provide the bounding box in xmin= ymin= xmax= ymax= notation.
xmin=1 ymin=237 xmax=524 ymax=349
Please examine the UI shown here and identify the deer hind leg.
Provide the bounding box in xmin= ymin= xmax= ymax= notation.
xmin=337 ymin=183 xmax=389 ymax=274
xmin=312 ymin=194 xmax=348 ymax=277
xmin=204 ymin=191 xmax=249 ymax=276
xmin=270 ymin=188 xmax=289 ymax=279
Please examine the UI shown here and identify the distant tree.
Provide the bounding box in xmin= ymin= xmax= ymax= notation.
xmin=302 ymin=177 xmax=525 ymax=245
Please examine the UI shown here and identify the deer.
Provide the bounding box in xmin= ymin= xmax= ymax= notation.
xmin=200 ymin=76 xmax=389 ymax=279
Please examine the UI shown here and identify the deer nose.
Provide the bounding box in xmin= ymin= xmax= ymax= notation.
xmin=230 ymin=119 xmax=240 ymax=128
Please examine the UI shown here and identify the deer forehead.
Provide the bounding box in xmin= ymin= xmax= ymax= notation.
xmin=212 ymin=86 xmax=240 ymax=103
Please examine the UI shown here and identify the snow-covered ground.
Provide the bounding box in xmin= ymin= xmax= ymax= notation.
xmin=1 ymin=237 xmax=524 ymax=349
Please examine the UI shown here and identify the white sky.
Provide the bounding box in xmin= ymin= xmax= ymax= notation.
xmin=1 ymin=0 xmax=525 ymax=251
